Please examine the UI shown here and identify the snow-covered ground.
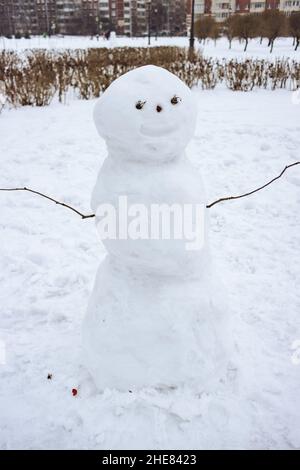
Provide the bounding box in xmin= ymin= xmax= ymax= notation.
xmin=0 ymin=87 xmax=300 ymax=449
xmin=0 ymin=35 xmax=299 ymax=59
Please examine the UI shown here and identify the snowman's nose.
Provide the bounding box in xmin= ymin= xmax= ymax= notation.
xmin=156 ymin=105 xmax=162 ymax=113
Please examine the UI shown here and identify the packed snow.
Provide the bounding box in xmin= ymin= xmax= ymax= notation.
xmin=84 ymin=66 xmax=232 ymax=392
xmin=0 ymin=35 xmax=299 ymax=59
xmin=0 ymin=84 xmax=300 ymax=449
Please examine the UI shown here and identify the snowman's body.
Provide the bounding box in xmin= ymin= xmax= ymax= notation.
xmin=83 ymin=66 xmax=231 ymax=391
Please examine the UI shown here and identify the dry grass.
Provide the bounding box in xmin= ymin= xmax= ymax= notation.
xmin=0 ymin=47 xmax=299 ymax=108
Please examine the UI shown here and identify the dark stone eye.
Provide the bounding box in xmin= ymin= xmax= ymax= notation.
xmin=136 ymin=100 xmax=145 ymax=110
xmin=171 ymin=95 xmax=181 ymax=105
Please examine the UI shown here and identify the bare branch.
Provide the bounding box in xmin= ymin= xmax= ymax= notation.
xmin=0 ymin=187 xmax=95 ymax=220
xmin=206 ymin=161 xmax=300 ymax=209
xmin=1 ymin=161 xmax=299 ymax=220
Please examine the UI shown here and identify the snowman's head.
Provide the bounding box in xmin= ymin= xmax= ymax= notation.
xmin=93 ymin=65 xmax=197 ymax=162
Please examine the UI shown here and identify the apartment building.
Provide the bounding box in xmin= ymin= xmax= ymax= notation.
xmin=210 ymin=1 xmax=235 ymax=21
xmin=279 ymin=0 xmax=300 ymax=14
xmin=127 ymin=0 xmax=186 ymax=36
xmin=1 ymin=0 xmax=298 ymax=37
xmin=199 ymin=0 xmax=299 ymax=21
xmin=0 ymin=0 xmax=188 ymax=36
xmin=0 ymin=0 xmax=84 ymax=35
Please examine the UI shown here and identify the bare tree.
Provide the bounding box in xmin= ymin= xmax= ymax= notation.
xmin=79 ymin=9 xmax=98 ymax=36
xmin=210 ymin=21 xmax=220 ymax=46
xmin=151 ymin=1 xmax=167 ymax=38
xmin=234 ymin=14 xmax=258 ymax=52
xmin=195 ymin=16 xmax=217 ymax=44
xmin=289 ymin=12 xmax=300 ymax=51
xmin=261 ymin=10 xmax=286 ymax=53
xmin=223 ymin=14 xmax=239 ymax=49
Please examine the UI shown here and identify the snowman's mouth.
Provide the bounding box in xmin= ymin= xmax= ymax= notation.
xmin=140 ymin=123 xmax=177 ymax=138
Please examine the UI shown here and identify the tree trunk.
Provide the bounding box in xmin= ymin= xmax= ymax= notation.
xmin=267 ymin=38 xmax=271 ymax=47
xmin=260 ymin=36 xmax=263 ymax=45
xmin=244 ymin=38 xmax=248 ymax=52
xmin=270 ymin=39 xmax=274 ymax=53
xmin=229 ymin=38 xmax=232 ymax=49
xmin=295 ymin=38 xmax=300 ymax=51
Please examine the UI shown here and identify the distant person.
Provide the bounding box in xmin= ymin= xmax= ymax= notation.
xmin=105 ymin=30 xmax=111 ymax=41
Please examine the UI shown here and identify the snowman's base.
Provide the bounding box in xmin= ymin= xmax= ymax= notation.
xmin=82 ymin=257 xmax=232 ymax=392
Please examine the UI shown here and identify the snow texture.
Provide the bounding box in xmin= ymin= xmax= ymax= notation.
xmin=0 ymin=84 xmax=299 ymax=449
xmin=83 ymin=65 xmax=232 ymax=391
xmin=0 ymin=36 xmax=299 ymax=60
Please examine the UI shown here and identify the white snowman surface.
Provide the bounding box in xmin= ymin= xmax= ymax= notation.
xmin=83 ymin=65 xmax=233 ymax=391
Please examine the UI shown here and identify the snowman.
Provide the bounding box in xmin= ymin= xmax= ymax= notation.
xmin=82 ymin=65 xmax=232 ymax=391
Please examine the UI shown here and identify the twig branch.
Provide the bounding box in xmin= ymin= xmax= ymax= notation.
xmin=0 ymin=187 xmax=95 ymax=219
xmin=0 ymin=162 xmax=299 ymax=219
xmin=206 ymin=161 xmax=300 ymax=209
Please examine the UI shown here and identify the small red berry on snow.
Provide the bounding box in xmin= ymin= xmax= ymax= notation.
xmin=72 ymin=388 xmax=78 ymax=396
